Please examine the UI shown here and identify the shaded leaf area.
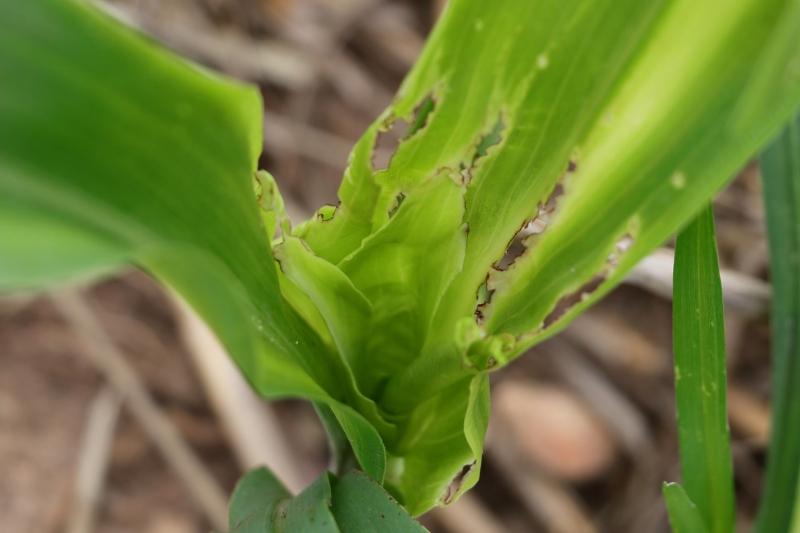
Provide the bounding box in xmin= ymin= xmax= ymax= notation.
xmin=756 ymin=113 xmax=800 ymax=532
xmin=668 ymin=206 xmax=734 ymax=533
xmin=228 ymin=467 xmax=427 ymax=533
xmin=0 ymin=0 xmax=387 ymax=483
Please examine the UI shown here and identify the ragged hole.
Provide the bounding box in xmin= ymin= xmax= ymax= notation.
xmin=540 ymin=229 xmax=636 ymax=330
xmin=474 ymin=274 xmax=493 ymax=323
xmin=518 ymin=182 xmax=564 ymax=240
xmin=407 ymin=94 xmax=436 ymax=137
xmin=607 ymin=233 xmax=634 ymax=267
xmin=460 ymin=115 xmax=505 ymax=184
xmin=372 ymin=94 xmax=437 ymax=172
xmin=387 ymin=191 xmax=406 ymax=217
xmin=442 ymin=462 xmax=476 ymax=505
xmin=494 ymin=178 xmax=566 ymax=272
xmin=372 ymin=115 xmax=408 ymax=171
xmin=542 ymin=274 xmax=606 ymax=329
xmin=316 ymin=204 xmax=337 ymax=222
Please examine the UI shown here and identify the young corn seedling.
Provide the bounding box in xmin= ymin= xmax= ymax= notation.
xmin=2 ymin=0 xmax=800 ymax=529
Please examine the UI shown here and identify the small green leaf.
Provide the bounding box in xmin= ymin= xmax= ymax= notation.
xmin=274 ymin=474 xmax=339 ymax=533
xmin=229 ymin=468 xmax=339 ymax=533
xmin=756 ymin=113 xmax=800 ymax=532
xmin=671 ymin=205 xmax=735 ymax=533
xmin=331 ymin=470 xmax=428 ymax=532
xmin=229 ymin=467 xmax=290 ymax=533
xmin=663 ymin=483 xmax=711 ymax=533
xmin=228 ymin=467 xmax=425 ymax=533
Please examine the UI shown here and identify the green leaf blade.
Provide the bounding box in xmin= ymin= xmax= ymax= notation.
xmin=331 ymin=470 xmax=428 ymax=532
xmin=484 ymin=0 xmax=800 ymax=344
xmin=671 ymin=205 xmax=734 ymax=533
xmin=756 ymin=113 xmax=800 ymax=532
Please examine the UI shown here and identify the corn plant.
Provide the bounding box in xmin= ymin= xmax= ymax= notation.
xmin=2 ymin=0 xmax=800 ymax=530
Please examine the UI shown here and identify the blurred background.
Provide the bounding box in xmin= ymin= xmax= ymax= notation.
xmin=0 ymin=0 xmax=774 ymax=531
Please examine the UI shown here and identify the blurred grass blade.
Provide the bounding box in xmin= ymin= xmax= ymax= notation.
xmin=756 ymin=114 xmax=800 ymax=532
xmin=663 ymin=483 xmax=711 ymax=533
xmin=671 ymin=205 xmax=734 ymax=533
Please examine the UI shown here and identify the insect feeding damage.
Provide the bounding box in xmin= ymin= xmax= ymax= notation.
xmin=542 ymin=230 xmax=636 ymax=330
xmin=459 ymin=115 xmax=505 ymax=185
xmin=441 ymin=461 xmax=477 ymax=505
xmin=493 ymin=163 xmax=571 ymax=275
xmin=371 ymin=94 xmax=437 ymax=172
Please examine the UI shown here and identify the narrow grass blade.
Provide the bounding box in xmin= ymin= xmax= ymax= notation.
xmin=663 ymin=483 xmax=711 ymax=533
xmin=671 ymin=205 xmax=735 ymax=533
xmin=756 ymin=114 xmax=800 ymax=532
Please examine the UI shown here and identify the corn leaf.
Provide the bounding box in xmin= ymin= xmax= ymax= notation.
xmin=756 ymin=113 xmax=800 ymax=532
xmin=0 ymin=0 xmax=387 ymax=482
xmin=670 ymin=205 xmax=734 ymax=533
xmin=292 ymin=0 xmax=800 ymax=513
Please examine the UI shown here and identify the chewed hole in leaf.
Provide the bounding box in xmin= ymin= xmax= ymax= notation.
xmin=542 ymin=273 xmax=606 ymax=328
xmin=441 ymin=461 xmax=476 ymax=505
xmin=316 ymin=204 xmax=337 ymax=222
xmin=495 ymin=239 xmax=526 ymax=271
xmin=460 ymin=115 xmax=505 ymax=184
xmin=473 ymin=117 xmax=504 ymax=158
xmin=407 ymin=94 xmax=436 ymax=137
xmin=372 ymin=94 xmax=437 ymax=171
xmin=607 ymin=233 xmax=634 ymax=267
xmin=540 ymin=230 xmax=636 ymax=330
xmin=372 ymin=116 xmax=408 ymax=171
xmin=495 ymin=178 xmax=566 ymax=271
xmin=387 ymin=191 xmax=407 ymax=217
xmin=518 ymin=181 xmax=565 ymax=239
